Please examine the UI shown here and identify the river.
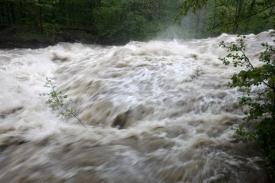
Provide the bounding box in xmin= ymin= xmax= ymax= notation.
xmin=0 ymin=30 xmax=273 ymax=183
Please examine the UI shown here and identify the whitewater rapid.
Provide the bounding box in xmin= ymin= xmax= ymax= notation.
xmin=0 ymin=30 xmax=273 ymax=183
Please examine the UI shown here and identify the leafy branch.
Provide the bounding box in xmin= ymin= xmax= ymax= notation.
xmin=44 ymin=78 xmax=85 ymax=127
xmin=220 ymin=35 xmax=275 ymax=171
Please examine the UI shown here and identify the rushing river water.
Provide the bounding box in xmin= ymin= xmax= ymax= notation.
xmin=0 ymin=30 xmax=274 ymax=183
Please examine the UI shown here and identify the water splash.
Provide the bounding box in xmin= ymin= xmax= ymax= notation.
xmin=0 ymin=30 xmax=273 ymax=182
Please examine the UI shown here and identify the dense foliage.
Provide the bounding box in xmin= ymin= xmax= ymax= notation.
xmin=0 ymin=0 xmax=274 ymax=46
xmin=0 ymin=0 xmax=180 ymax=45
xmin=220 ymin=34 xmax=275 ymax=176
xmin=180 ymin=0 xmax=275 ymax=37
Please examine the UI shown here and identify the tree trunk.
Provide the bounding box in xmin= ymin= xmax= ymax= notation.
xmin=195 ymin=11 xmax=201 ymax=38
xmin=213 ymin=0 xmax=217 ymax=27
xmin=37 ymin=1 xmax=43 ymax=33
xmin=245 ymin=0 xmax=256 ymax=32
xmin=233 ymin=0 xmax=243 ymax=33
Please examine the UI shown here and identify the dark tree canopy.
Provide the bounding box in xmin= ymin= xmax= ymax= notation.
xmin=0 ymin=0 xmax=274 ymax=47
xmin=0 ymin=0 xmax=180 ymax=45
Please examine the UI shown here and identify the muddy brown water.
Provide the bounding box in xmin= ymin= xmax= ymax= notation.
xmin=0 ymin=30 xmax=274 ymax=183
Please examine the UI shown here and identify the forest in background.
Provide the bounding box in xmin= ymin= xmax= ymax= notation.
xmin=0 ymin=0 xmax=274 ymax=48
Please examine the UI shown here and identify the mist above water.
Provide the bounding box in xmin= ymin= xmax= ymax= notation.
xmin=0 ymin=30 xmax=273 ymax=183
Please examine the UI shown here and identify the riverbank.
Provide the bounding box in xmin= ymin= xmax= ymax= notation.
xmin=0 ymin=26 xmax=129 ymax=49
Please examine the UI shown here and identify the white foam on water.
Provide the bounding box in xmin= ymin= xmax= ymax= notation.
xmin=0 ymin=30 xmax=273 ymax=183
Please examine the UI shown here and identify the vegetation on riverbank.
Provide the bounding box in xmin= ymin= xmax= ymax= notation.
xmin=220 ymin=33 xmax=275 ymax=180
xmin=0 ymin=0 xmax=180 ymax=47
xmin=0 ymin=0 xmax=274 ymax=48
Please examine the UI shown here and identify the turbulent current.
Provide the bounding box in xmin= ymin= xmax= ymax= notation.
xmin=0 ymin=31 xmax=273 ymax=183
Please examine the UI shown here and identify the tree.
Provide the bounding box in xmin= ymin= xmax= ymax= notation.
xmin=220 ymin=32 xmax=275 ymax=174
xmin=179 ymin=0 xmax=275 ymax=37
